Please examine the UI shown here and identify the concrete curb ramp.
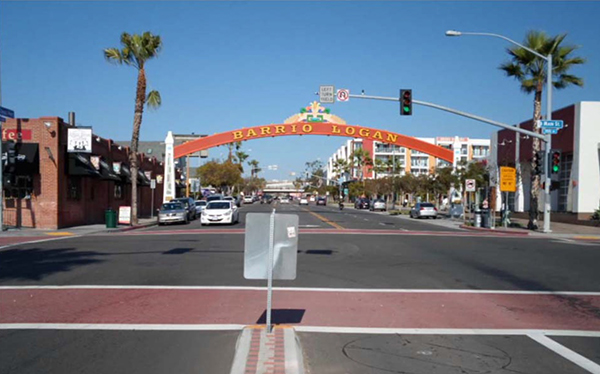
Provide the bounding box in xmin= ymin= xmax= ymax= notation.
xmin=230 ymin=326 xmax=304 ymax=374
xmin=459 ymin=224 xmax=530 ymax=236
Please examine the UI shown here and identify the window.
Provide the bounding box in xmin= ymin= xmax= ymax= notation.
xmin=68 ymin=177 xmax=81 ymax=200
xmin=558 ymin=153 xmax=573 ymax=212
xmin=114 ymin=184 xmax=123 ymax=199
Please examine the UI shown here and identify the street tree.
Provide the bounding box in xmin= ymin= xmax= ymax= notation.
xmin=104 ymin=31 xmax=162 ymax=224
xmin=499 ymin=30 xmax=585 ymax=229
xmin=350 ymin=148 xmax=373 ymax=181
xmin=197 ymin=160 xmax=243 ymax=193
xmin=248 ymin=159 xmax=261 ymax=178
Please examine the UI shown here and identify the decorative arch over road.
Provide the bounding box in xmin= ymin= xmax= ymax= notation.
xmin=173 ymin=102 xmax=453 ymax=163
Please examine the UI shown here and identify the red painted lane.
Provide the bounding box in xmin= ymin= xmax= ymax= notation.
xmin=2 ymin=289 xmax=600 ymax=331
xmin=0 ymin=236 xmax=47 ymax=247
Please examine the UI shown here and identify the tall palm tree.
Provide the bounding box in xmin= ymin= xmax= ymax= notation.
xmin=104 ymin=32 xmax=162 ymax=225
xmin=248 ymin=159 xmax=261 ymax=178
xmin=499 ymin=30 xmax=584 ymax=230
xmin=350 ymin=148 xmax=373 ymax=181
xmin=332 ymin=158 xmax=349 ymax=181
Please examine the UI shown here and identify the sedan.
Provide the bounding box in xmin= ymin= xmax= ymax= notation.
xmin=410 ymin=202 xmax=438 ymax=219
xmin=158 ymin=202 xmax=188 ymax=225
xmin=299 ymin=198 xmax=309 ymax=205
xmin=243 ymin=196 xmax=254 ymax=204
xmin=200 ymin=201 xmax=239 ymax=225
xmin=370 ymin=199 xmax=386 ymax=211
xmin=194 ymin=200 xmax=207 ymax=216
xmin=280 ymin=197 xmax=290 ymax=204
xmin=354 ymin=198 xmax=370 ymax=210
xmin=316 ymin=197 xmax=327 ymax=206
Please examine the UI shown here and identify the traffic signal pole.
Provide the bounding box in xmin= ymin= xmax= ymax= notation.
xmin=344 ymin=92 xmax=552 ymax=231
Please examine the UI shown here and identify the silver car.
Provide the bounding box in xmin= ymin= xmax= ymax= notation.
xmin=195 ymin=200 xmax=207 ymax=216
xmin=410 ymin=202 xmax=438 ymax=219
xmin=370 ymin=199 xmax=386 ymax=211
xmin=158 ymin=202 xmax=188 ymax=225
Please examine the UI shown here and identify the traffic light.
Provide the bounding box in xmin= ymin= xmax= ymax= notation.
xmin=533 ymin=151 xmax=544 ymax=176
xmin=550 ymin=149 xmax=561 ymax=174
xmin=400 ymin=89 xmax=412 ymax=116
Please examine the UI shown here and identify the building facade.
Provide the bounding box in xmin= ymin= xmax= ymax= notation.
xmin=493 ymin=101 xmax=600 ymax=219
xmin=326 ymin=136 xmax=490 ymax=184
xmin=2 ymin=116 xmax=172 ymax=229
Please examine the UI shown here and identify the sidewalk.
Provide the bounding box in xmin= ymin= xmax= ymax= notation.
xmin=0 ymin=217 xmax=157 ymax=238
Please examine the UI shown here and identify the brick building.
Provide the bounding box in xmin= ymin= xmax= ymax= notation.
xmin=1 ymin=116 xmax=170 ymax=229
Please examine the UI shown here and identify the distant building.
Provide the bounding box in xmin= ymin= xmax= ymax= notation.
xmin=326 ymin=136 xmax=491 ymax=184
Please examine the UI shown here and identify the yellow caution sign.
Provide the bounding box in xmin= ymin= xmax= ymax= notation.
xmin=500 ymin=167 xmax=517 ymax=192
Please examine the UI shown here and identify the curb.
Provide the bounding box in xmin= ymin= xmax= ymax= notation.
xmin=459 ymin=224 xmax=530 ymax=236
xmin=103 ymin=221 xmax=158 ymax=234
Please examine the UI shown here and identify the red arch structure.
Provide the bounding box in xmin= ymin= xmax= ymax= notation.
xmin=174 ymin=122 xmax=454 ymax=163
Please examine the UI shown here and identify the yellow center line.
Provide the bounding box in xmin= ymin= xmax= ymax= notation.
xmin=301 ymin=207 xmax=344 ymax=230
xmin=45 ymin=232 xmax=74 ymax=236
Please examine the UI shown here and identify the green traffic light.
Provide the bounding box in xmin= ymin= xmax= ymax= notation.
xmin=553 ymin=165 xmax=559 ymax=172
xmin=403 ymin=106 xmax=410 ymax=113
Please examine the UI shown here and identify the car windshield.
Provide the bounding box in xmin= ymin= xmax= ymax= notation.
xmin=420 ymin=203 xmax=434 ymax=207
xmin=207 ymin=195 xmax=222 ymax=201
xmin=161 ymin=203 xmax=183 ymax=210
xmin=195 ymin=201 xmax=207 ymax=206
xmin=207 ymin=202 xmax=230 ymax=210
xmin=171 ymin=199 xmax=189 ymax=206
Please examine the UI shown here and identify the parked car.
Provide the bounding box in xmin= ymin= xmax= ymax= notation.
xmin=354 ymin=198 xmax=370 ymax=210
xmin=370 ymin=199 xmax=386 ymax=211
xmin=299 ymin=197 xmax=309 ymax=206
xmin=223 ymin=196 xmax=236 ymax=206
xmin=207 ymin=194 xmax=224 ymax=203
xmin=158 ymin=202 xmax=188 ymax=225
xmin=170 ymin=197 xmax=197 ymax=220
xmin=316 ymin=197 xmax=327 ymax=206
xmin=243 ymin=196 xmax=254 ymax=204
xmin=194 ymin=200 xmax=207 ymax=216
xmin=200 ymin=200 xmax=239 ymax=225
xmin=410 ymin=202 xmax=438 ymax=219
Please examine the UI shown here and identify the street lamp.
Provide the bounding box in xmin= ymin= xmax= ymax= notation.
xmin=446 ymin=30 xmax=553 ymax=233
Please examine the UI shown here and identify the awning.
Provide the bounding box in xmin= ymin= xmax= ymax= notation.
xmin=138 ymin=170 xmax=151 ymax=186
xmin=68 ymin=153 xmax=101 ymax=177
xmin=100 ymin=160 xmax=121 ymax=182
xmin=2 ymin=142 xmax=39 ymax=175
xmin=120 ymin=164 xmax=132 ymax=183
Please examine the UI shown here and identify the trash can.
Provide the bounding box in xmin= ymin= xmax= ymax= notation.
xmin=473 ymin=209 xmax=482 ymax=228
xmin=105 ymin=208 xmax=117 ymax=228
xmin=481 ymin=208 xmax=490 ymax=228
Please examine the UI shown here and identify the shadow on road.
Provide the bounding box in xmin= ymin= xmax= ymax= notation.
xmin=256 ymin=309 xmax=306 ymax=324
xmin=0 ymin=247 xmax=104 ymax=281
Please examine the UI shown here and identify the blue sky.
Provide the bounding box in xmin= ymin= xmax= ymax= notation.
xmin=1 ymin=1 xmax=599 ymax=179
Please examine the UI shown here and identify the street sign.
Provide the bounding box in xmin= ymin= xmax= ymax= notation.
xmin=150 ymin=179 xmax=156 ymax=189
xmin=336 ymin=89 xmax=350 ymax=102
xmin=542 ymin=128 xmax=558 ymax=135
xmin=465 ymin=179 xmax=476 ymax=192
xmin=538 ymin=120 xmax=564 ymax=129
xmin=319 ymin=85 xmax=335 ymax=104
xmin=500 ymin=166 xmax=517 ymax=192
xmin=0 ymin=106 xmax=14 ymax=118
xmin=244 ymin=212 xmax=299 ymax=280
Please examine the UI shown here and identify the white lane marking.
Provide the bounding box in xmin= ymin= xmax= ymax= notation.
xmin=0 ymin=323 xmax=245 ymax=331
xmin=2 ymin=285 xmax=600 ymax=296
xmin=0 ymin=235 xmax=79 ymax=250
xmin=528 ymin=333 xmax=600 ymax=373
xmin=295 ymin=326 xmax=600 ymax=337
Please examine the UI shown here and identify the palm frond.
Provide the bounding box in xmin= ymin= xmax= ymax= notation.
xmin=499 ymin=62 xmax=524 ymax=79
xmin=103 ymin=48 xmax=125 ymax=64
xmin=146 ymin=90 xmax=161 ymax=109
xmin=554 ymin=74 xmax=584 ymax=89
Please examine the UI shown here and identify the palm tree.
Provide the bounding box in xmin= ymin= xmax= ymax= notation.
xmin=350 ymin=148 xmax=373 ymax=181
xmin=499 ymin=30 xmax=585 ymax=230
xmin=332 ymin=158 xmax=349 ymax=181
xmin=248 ymin=159 xmax=261 ymax=178
xmin=105 ymin=32 xmax=162 ymax=225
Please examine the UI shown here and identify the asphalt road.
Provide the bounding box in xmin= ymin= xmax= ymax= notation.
xmin=1 ymin=201 xmax=599 ymax=374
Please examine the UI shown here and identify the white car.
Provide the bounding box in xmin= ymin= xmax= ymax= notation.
xmin=299 ymin=198 xmax=309 ymax=205
xmin=370 ymin=199 xmax=386 ymax=211
xmin=201 ymin=201 xmax=239 ymax=225
xmin=243 ymin=196 xmax=254 ymax=204
xmin=280 ymin=197 xmax=290 ymax=204
xmin=195 ymin=200 xmax=207 ymax=215
xmin=309 ymin=196 xmax=316 ymax=202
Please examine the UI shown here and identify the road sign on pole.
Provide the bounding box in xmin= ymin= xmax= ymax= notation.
xmin=336 ymin=89 xmax=350 ymax=102
xmin=542 ymin=128 xmax=558 ymax=135
xmin=500 ymin=166 xmax=517 ymax=192
xmin=538 ymin=120 xmax=564 ymax=129
xmin=0 ymin=106 xmax=14 ymax=119
xmin=465 ymin=179 xmax=476 ymax=192
xmin=319 ymin=85 xmax=335 ymax=104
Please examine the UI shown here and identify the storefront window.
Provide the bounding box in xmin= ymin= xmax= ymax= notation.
xmin=114 ymin=184 xmax=123 ymax=199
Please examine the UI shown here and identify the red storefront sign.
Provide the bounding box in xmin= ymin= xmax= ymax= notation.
xmin=2 ymin=129 xmax=32 ymax=141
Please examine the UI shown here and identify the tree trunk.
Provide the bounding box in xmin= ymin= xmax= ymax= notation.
xmin=130 ymin=66 xmax=147 ymax=226
xmin=528 ymin=84 xmax=543 ymax=230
